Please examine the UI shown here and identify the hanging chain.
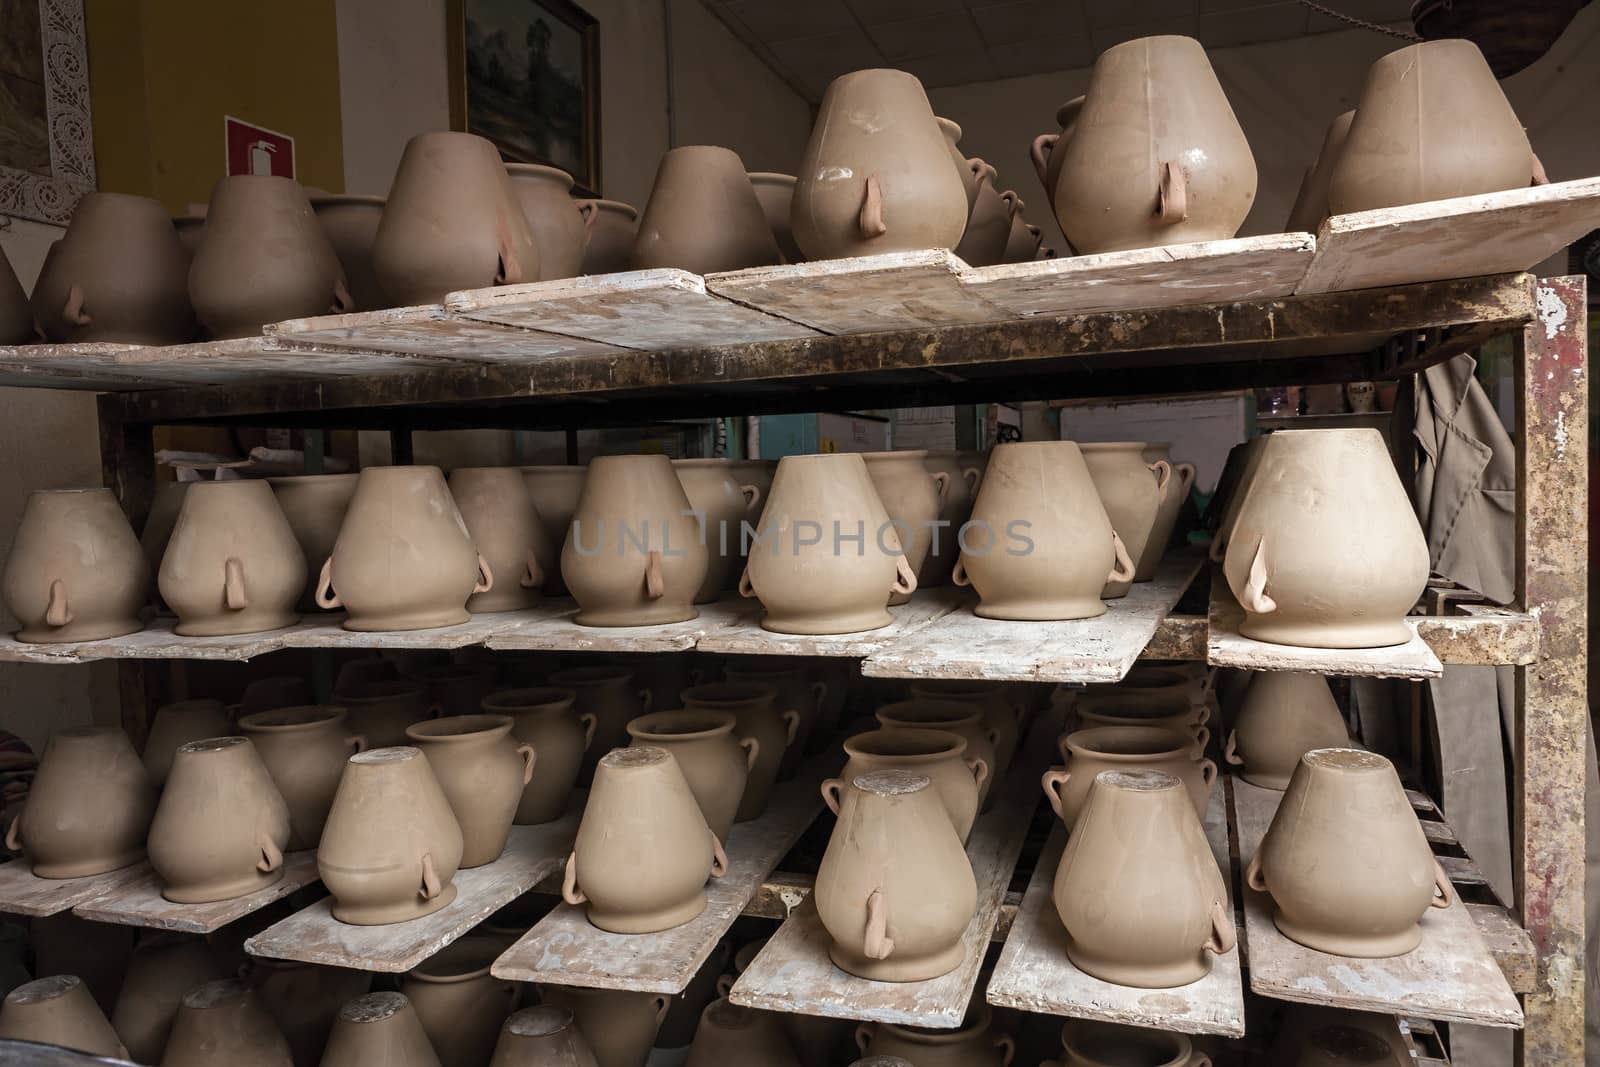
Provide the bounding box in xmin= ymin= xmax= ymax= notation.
xmin=1296 ymin=0 xmax=1424 ymax=40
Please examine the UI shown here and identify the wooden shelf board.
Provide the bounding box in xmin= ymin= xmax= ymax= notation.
xmin=485 ymin=594 xmax=751 ymax=654
xmin=267 ymin=304 xmax=628 ymax=363
xmin=0 ymin=858 xmax=150 ymax=918
xmin=72 ymin=850 xmax=320 ymax=934
xmin=696 ymin=587 xmax=968 ymax=658
xmin=1414 ymin=607 xmax=1539 ymax=666
xmin=244 ymin=819 xmax=576 ymax=973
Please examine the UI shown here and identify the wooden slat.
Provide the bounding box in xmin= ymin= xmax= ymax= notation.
xmin=244 ymin=819 xmax=576 ymax=973
xmin=696 ymin=588 xmax=968 ymax=658
xmin=0 ymin=858 xmax=150 ymax=918
xmin=486 ymin=594 xmax=751 ymax=654
xmin=267 ymin=304 xmax=627 ymax=363
xmin=1141 ymin=614 xmax=1208 ymax=662
xmin=1 ymin=336 xmax=454 ymax=388
xmin=1466 ymin=903 xmax=1537 ymax=995
xmin=1415 ymin=607 xmax=1539 ymax=666
xmin=73 ymin=851 xmax=320 ymax=934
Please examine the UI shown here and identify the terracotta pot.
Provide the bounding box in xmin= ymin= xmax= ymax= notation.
xmin=309 ymin=194 xmax=387 ymax=312
xmin=3 ymin=488 xmax=148 ymax=643
xmin=493 ymin=1004 xmax=599 ymax=1066
xmin=625 ymin=710 xmax=756 ymax=841
xmin=239 ymin=705 xmax=367 ymax=850
xmin=190 ymin=176 xmax=351 ymax=338
xmin=402 ymin=936 xmax=517 ymax=1067
xmin=908 ymin=680 xmax=1020 ymax=785
xmin=1208 ymin=436 xmax=1268 ymax=564
xmin=538 ymin=986 xmax=668 ymax=1067
xmin=680 ymin=682 xmax=794 ymax=820
xmin=249 ymin=959 xmax=372 ymax=1067
xmin=141 ymin=482 xmax=190 ymax=575
xmin=1224 ymin=672 xmax=1349 ymax=790
xmin=954 ymin=442 xmax=1133 ymax=620
xmin=1029 ymin=98 xmax=1081 ymax=211
xmin=1222 ymin=429 xmax=1428 ymax=648
xmin=449 ymin=467 xmax=553 ymax=614
xmin=415 ymin=662 xmax=499 ymax=717
xmin=575 ymin=199 xmax=639 ymax=275
xmin=29 ymin=192 xmax=194 ymax=344
xmin=1078 ymin=667 xmax=1208 ymax=722
xmin=875 ymin=699 xmax=1000 ymax=810
xmin=1044 ymin=726 xmax=1216 ymax=829
xmin=739 ymin=453 xmax=917 ymax=635
xmin=1052 ymin=1019 xmax=1205 ymax=1067
xmin=816 ymin=770 xmax=976 ymax=982
xmin=111 ymin=936 xmax=223 ymax=1064
xmin=632 ymin=146 xmax=781 ymax=273
xmin=862 ymin=450 xmax=948 ymax=607
xmin=317 ymin=465 xmax=492 ymax=632
xmin=1246 ymin=748 xmax=1451 ymax=957
xmin=1136 ymin=444 xmax=1195 ymax=580
xmin=0 ymin=245 xmax=31 ymax=344
xmin=672 ymin=459 xmax=763 ymax=603
xmin=521 ymin=466 xmax=587 ymax=594
xmin=954 ymin=162 xmax=1012 ymax=267
xmin=143 ymin=698 xmax=234 ymax=784
xmin=0 ymin=975 xmax=125 ymax=1058
xmin=161 ymin=978 xmax=292 ymax=1067
xmin=1329 ymin=40 xmax=1535 ymax=215
xmin=548 ymin=665 xmax=650 ymax=785
xmin=482 ymin=687 xmax=593 ymax=824
xmin=268 ymin=473 xmax=360 ymax=611
xmin=746 ymin=172 xmax=803 ymax=265
xmin=160 ymin=479 xmax=306 ymax=637
xmin=919 ymin=450 xmax=983 ymax=588
xmin=824 ymin=728 xmax=982 ymax=843
xmin=1284 ymin=111 xmax=1354 ymax=234
xmin=373 ymin=131 xmax=538 ymax=304
xmin=318 ymin=746 xmax=465 ymax=925
xmin=1079 ymin=442 xmax=1170 ymax=598
xmin=407 ymin=714 xmax=534 ymax=867
xmin=562 ymin=747 xmax=727 ymax=934
xmin=935 ymin=117 xmax=980 ymax=211
xmin=331 ymin=679 xmax=434 ymax=748
xmin=1294 ymin=1023 xmax=1396 ymax=1067
xmin=723 ymin=661 xmax=827 ymax=778
xmin=507 ymin=164 xmax=586 ymax=280
xmin=793 ymin=69 xmax=968 ymax=259
xmin=856 ymin=1002 xmax=1012 ymax=1066
xmin=686 ymin=997 xmax=800 ymax=1067
xmin=320 ymin=992 xmax=442 ymax=1067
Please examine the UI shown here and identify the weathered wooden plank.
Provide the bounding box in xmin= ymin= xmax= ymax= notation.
xmin=1414 ymin=608 xmax=1539 ymax=666
xmin=21 ymin=336 xmax=454 ymax=386
xmin=73 ymin=850 xmax=321 ymax=934
xmin=244 ymin=820 xmax=576 ymax=973
xmin=1467 ymin=903 xmax=1537 ymax=995
xmin=268 ymin=304 xmax=627 ymax=363
xmin=697 ymin=588 xmax=967 ymax=659
xmin=0 ymin=617 xmax=299 ymax=664
xmin=1141 ymin=614 xmax=1208 ymax=662
xmin=487 ymin=595 xmax=751 ymax=654
xmin=0 ymin=858 xmax=150 ymax=918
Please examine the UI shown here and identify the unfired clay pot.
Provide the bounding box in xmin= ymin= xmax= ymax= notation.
xmin=521 ymin=465 xmax=587 ymax=594
xmin=793 ymin=69 xmax=969 ymax=259
xmin=1030 ymin=98 xmax=1082 ymax=212
xmin=825 ymin=727 xmax=982 ymax=844
xmin=0 ymin=975 xmax=127 ymax=1059
xmin=373 ymin=131 xmax=538 ymax=304
xmin=159 ymin=479 xmax=306 ymax=637
xmin=415 ymin=661 xmax=499 ymax=717
xmin=249 ymin=958 xmax=372 ymax=1066
xmin=686 ymin=998 xmax=800 ymax=1067
xmin=855 ymin=1002 xmax=1012 ymax=1066
xmin=331 ymin=679 xmax=433 ymax=748
xmin=724 ymin=459 xmax=776 ymax=508
xmin=318 ymin=746 xmax=465 ymax=925
xmin=1079 ymin=442 xmax=1170 ymax=598
xmin=239 ymin=705 xmax=367 ymax=850
xmin=1284 ymin=111 xmax=1354 ymax=234
xmin=30 ymin=192 xmax=195 ymax=344
xmin=680 ymin=682 xmax=795 ymax=821
xmin=1136 ymin=444 xmax=1195 ymax=580
xmin=506 ymin=164 xmax=587 ymax=281
xmin=625 ymin=710 xmax=756 ymax=842
xmin=7 ymin=725 xmax=154 ymax=878
xmin=493 ymin=1004 xmax=599 ymax=1067
xmin=1077 ymin=664 xmax=1209 ymax=719
xmin=401 ymin=936 xmax=517 ymax=1067
xmin=0 ymin=244 xmax=31 ymax=344
xmin=320 ymin=992 xmax=441 ymax=1067
xmin=562 ymin=747 xmax=727 ymax=934
xmin=539 ymin=986 xmax=668 ymax=1067
xmin=908 ymin=679 xmax=1020 ymax=785
xmin=310 ymin=194 xmax=388 ymax=312
xmin=1045 ymin=726 xmax=1216 ymax=828
xmin=723 ymin=660 xmax=826 ymax=778
xmin=1224 ymin=672 xmax=1350 ymax=790
xmin=862 ymin=451 xmax=948 ymax=607
xmin=875 ymin=699 xmax=1000 ymax=809
xmin=673 ymin=458 xmax=763 ymax=603
xmin=936 ymin=117 xmax=980 ymax=211
xmin=141 ymin=482 xmax=188 ymax=574
xmin=406 ymin=714 xmax=534 ymax=867
xmin=1053 ymin=1019 xmax=1207 ymax=1067
xmin=549 ymin=664 xmax=650 ymax=785
xmin=449 ymin=467 xmax=553 ymax=613
xmin=748 ymin=172 xmax=803 ymax=264
xmin=815 ymin=770 xmax=976 ymax=982
xmin=576 ymin=200 xmax=639 ymax=275
xmin=268 ymin=473 xmax=359 ymax=611
xmin=1074 ymin=702 xmax=1209 ymax=751
xmin=111 ymin=936 xmax=223 ymax=1064
xmin=953 ymin=162 xmax=1012 ymax=267
xmin=161 ymin=979 xmax=292 ymax=1067
xmin=1247 ymin=749 xmax=1451 ymax=957
xmin=3 ymin=487 xmax=148 ymax=643
xmin=483 ymin=687 xmax=594 ymax=824
xmin=632 ymin=147 xmax=781 ymax=273
xmin=920 ymin=450 xmax=983 ymax=587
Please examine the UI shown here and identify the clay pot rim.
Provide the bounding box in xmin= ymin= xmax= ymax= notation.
xmin=407 ymin=934 xmax=501 ymax=982
xmin=6 ymin=974 xmax=82 ymax=1005
xmin=701 ymin=996 xmax=763 ymax=1030
xmin=1302 ymin=747 xmax=1391 ymax=774
xmin=548 ymin=665 xmax=635 ymax=687
xmin=1062 ymin=725 xmax=1195 ymax=760
xmin=405 ymin=713 xmax=514 ymax=742
xmin=349 ymin=745 xmax=422 ymax=765
xmin=671 ymin=457 xmax=742 ymax=467
xmin=626 ymin=709 xmax=737 ymax=741
xmin=875 ymin=699 xmax=985 ymax=730
xmin=859 ymin=449 xmax=930 ymax=461
xmin=844 ymin=727 xmax=967 ymax=761
xmin=507 ymin=1003 xmax=579 ymax=1037
xmin=1076 ymin=707 xmax=1193 ymax=726
xmin=1077 ymin=440 xmax=1153 ymax=452
xmin=574 ymin=198 xmax=638 ymax=218
xmin=266 ymin=472 xmax=360 ymax=486
xmin=680 ymin=681 xmax=777 ymax=706
xmin=878 ymin=1001 xmax=994 ymax=1043
xmin=853 ymin=769 xmax=932 ymax=795
xmin=335 ymin=679 xmax=425 ymax=702
xmin=238 ymin=704 xmax=348 ymax=731
xmin=339 ymin=991 xmax=408 ymax=1023
xmin=176 ymin=735 xmax=248 ymax=755
xmin=1060 ymin=1018 xmax=1191 ymax=1065
xmin=52 ymin=724 xmax=131 ymax=742
xmin=307 ymin=193 xmax=386 ymax=208
xmin=505 ymin=162 xmax=576 ymax=190
xmin=27 ymin=486 xmax=115 ymax=497
xmin=183 ymin=478 xmax=272 ymax=498
xmin=746 ymin=172 xmax=797 ymax=187
xmin=520 ymin=464 xmax=586 ymax=475
xmin=358 ymin=463 xmax=447 ymax=479
xmin=181 ymin=978 xmax=252 ymax=1010
xmin=481 ymin=686 xmax=578 ymax=712
xmin=73 ymin=189 xmax=169 ymax=213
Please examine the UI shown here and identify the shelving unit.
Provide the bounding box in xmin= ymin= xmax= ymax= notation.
xmin=70 ymin=851 xmax=322 ymax=934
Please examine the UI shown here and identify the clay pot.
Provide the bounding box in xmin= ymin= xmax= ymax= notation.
xmin=681 ymin=682 xmax=794 ymax=821
xmin=320 ymin=992 xmax=442 ymax=1067
xmin=855 ymin=1002 xmax=1012 ymax=1066
xmin=1078 ymin=665 xmax=1209 ymax=719
xmin=448 ymin=467 xmax=553 ymax=614
xmin=3 ymin=488 xmax=149 ymax=643
xmin=625 ymin=710 xmax=756 ymax=841
xmin=672 ymin=459 xmax=763 ymax=603
xmin=548 ymin=665 xmax=650 ymax=785
xmin=331 ymin=679 xmax=434 ymax=748
xmin=249 ymin=959 xmax=372 ymax=1066
xmin=935 ymin=117 xmax=980 ymax=211
xmin=740 ymin=453 xmax=917 ymax=635
xmin=793 ymin=69 xmax=969 ymax=259
xmin=142 ymin=699 xmax=232 ymax=785
xmin=415 ymin=662 xmax=499 ymax=718
xmin=1246 ymin=748 xmax=1451 ymax=957
xmin=0 ymin=975 xmax=126 ymax=1058
xmin=406 ymin=714 xmax=534 ymax=867
xmin=521 ymin=466 xmax=586 ymax=594
xmin=876 ymin=699 xmax=1000 ymax=810
xmin=162 ymin=978 xmax=292 ymax=1067
xmin=1222 ymin=429 xmax=1428 ymax=648
xmin=1295 ymin=1023 xmax=1396 ymax=1067
xmin=309 ymin=194 xmax=387 ymax=312
xmin=632 ymin=146 xmax=781 ymax=273
xmin=506 ymin=164 xmax=586 ymax=281
xmin=1284 ymin=111 xmax=1354 ymax=234
xmin=190 ymin=176 xmax=351 ymax=338
xmin=239 ymin=705 xmax=367 ymax=850
xmin=1075 ymin=703 xmax=1209 ymax=751
xmin=159 ymin=479 xmax=306 ymax=637
xmin=1329 ymin=40 xmax=1535 ymax=215
xmin=908 ymin=680 xmax=1020 ymax=785
xmin=748 ymin=172 xmax=803 ymax=264
xmin=862 ymin=450 xmax=948 ymax=607
xmin=402 ymin=936 xmax=517 ymax=1067
xmin=538 ymin=986 xmax=668 ymax=1067
xmin=824 ymin=728 xmax=982 ymax=843
xmin=111 ymin=936 xmax=224 ymax=1064
xmin=1224 ymin=672 xmax=1350 ymax=790
xmin=317 ymin=466 xmax=492 ymax=632
xmin=1052 ymin=1019 xmax=1206 ymax=1067
xmin=1079 ymin=442 xmax=1170 ymax=598
xmin=318 ymin=746 xmax=465 ymax=925
xmin=141 ymin=482 xmax=189 ymax=574
xmin=686 ymin=998 xmax=800 ymax=1067
xmin=816 ymin=770 xmax=976 ymax=982
xmin=576 ymin=200 xmax=639 ymax=275
xmin=954 ymin=163 xmax=1012 ymax=268
xmin=483 ymin=687 xmax=593 ymax=824
xmin=1136 ymin=444 xmax=1196 ymax=580
xmin=724 ymin=460 xmax=777 ymax=508
xmin=0 ymin=245 xmax=31 ymax=344
xmin=493 ymin=1004 xmax=599 ymax=1066
xmin=29 ymin=192 xmax=193 ymax=344
xmin=919 ymin=450 xmax=983 ymax=588
xmin=268 ymin=473 xmax=360 ymax=611
xmin=1044 ymin=726 xmax=1216 ymax=829
xmin=999 ymin=199 xmax=1038 ymax=264
xmin=562 ymin=747 xmax=727 ymax=934
xmin=374 ymin=131 xmax=538 ymax=304
xmin=955 ymin=442 xmax=1133 ymax=620
xmin=723 ymin=661 xmax=827 ymax=778
xmin=1030 ymin=98 xmax=1081 ymax=211
xmin=173 ymin=213 xmax=206 ymax=256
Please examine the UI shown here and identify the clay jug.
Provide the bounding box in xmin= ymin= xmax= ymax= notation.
xmin=332 ymin=679 xmax=433 ymax=747
xmin=406 ymin=714 xmax=534 ymax=867
xmin=401 ymin=936 xmax=517 ymax=1067
xmin=748 ymin=172 xmax=803 ymax=263
xmin=320 ymin=992 xmax=442 ymax=1067
xmin=3 ymin=487 xmax=148 ymax=643
xmin=1030 ymin=98 xmax=1082 ymax=211
xmin=576 ymin=200 xmax=639 ymax=275
xmin=1223 ymin=429 xmax=1428 ymax=648
xmin=625 ymin=710 xmax=756 ymax=841
xmin=449 ymin=467 xmax=552 ymax=614
xmin=815 ymin=770 xmax=976 ymax=982
xmin=414 ymin=662 xmax=499 ymax=717
xmin=1224 ymin=672 xmax=1350 ymax=790
xmin=6 ymin=737 xmax=154 ymax=881
xmin=112 ymin=936 xmax=224 ymax=1064
xmin=268 ymin=473 xmax=359 ymax=611
xmin=548 ymin=665 xmax=650 ymax=784
xmin=521 ymin=465 xmax=586 ymax=594
xmin=143 ymin=698 xmax=234 ymax=784
xmin=373 ymin=131 xmax=538 ymax=304
xmin=0 ymin=975 xmax=126 ymax=1058
xmin=538 ymin=986 xmax=668 ymax=1067
xmin=1054 ymin=36 xmax=1255 ymax=253
xmin=908 ymin=680 xmax=1020 ymax=784
xmin=317 ymin=465 xmax=492 ymax=632
xmin=855 ymin=1002 xmax=1012 ymax=1066
xmin=793 ymin=69 xmax=968 ymax=259
xmin=0 ymin=244 xmax=31 ymax=344
xmin=249 ymin=959 xmax=371 ymax=1066
xmin=239 ymin=705 xmax=367 ymax=849
xmin=875 ymin=699 xmax=1000 ymax=809
xmin=309 ymin=194 xmax=387 ymax=312
xmin=862 ymin=451 xmax=948 ymax=606
xmin=739 ymin=453 xmax=917 ymax=635
xmin=1052 ymin=1019 xmax=1206 ymax=1067
xmin=1246 ymin=748 xmax=1451 ymax=957
xmin=1329 ymin=40 xmax=1535 ymax=215
xmin=483 ymin=687 xmax=594 ymax=824
xmin=31 ymin=192 xmax=194 ymax=344
xmin=935 ymin=117 xmax=980 ymax=211
xmin=562 ymin=747 xmax=727 ymax=934
xmin=190 ymin=176 xmax=351 ymax=338
xmin=318 ymin=746 xmax=465 ymax=924
xmin=686 ymin=998 xmax=800 ymax=1067
xmin=919 ymin=450 xmax=982 ymax=588
xmin=1136 ymin=444 xmax=1196 ymax=580
xmin=160 ymin=479 xmax=306 ymax=636
xmin=681 ymin=682 xmax=796 ymax=821
xmin=723 ymin=660 xmax=827 ymax=777
xmin=672 ymin=459 xmax=763 ymax=603
xmin=506 ymin=164 xmax=586 ymax=280
xmin=1079 ymin=442 xmax=1170 ymax=598
xmin=492 ymin=1005 xmax=599 ymax=1067
xmin=141 ymin=482 xmax=189 ymax=574
xmin=953 ymin=163 xmax=1012 ymax=267
xmin=1284 ymin=111 xmax=1354 ymax=234
xmin=1044 ymin=726 xmax=1216 ymax=828
xmin=632 ymin=146 xmax=782 ymax=273
xmin=954 ymin=442 xmax=1133 ymax=620
xmin=162 ymin=979 xmax=293 ymax=1067
xmin=824 ymin=727 xmax=982 ymax=843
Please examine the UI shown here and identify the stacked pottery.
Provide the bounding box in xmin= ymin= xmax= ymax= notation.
xmin=861 ymin=450 xmax=948 ymax=606
xmin=539 ymin=986 xmax=669 ymax=1067
xmin=908 ymin=679 xmax=1020 ymax=783
xmin=825 ymin=728 xmax=983 ymax=843
xmin=685 ymin=998 xmax=800 ymax=1067
xmin=1073 ymin=666 xmax=1211 ymax=747
xmin=920 ymin=450 xmax=982 ymax=587
xmin=492 ymin=1005 xmax=600 ymax=1067
xmin=0 ymin=975 xmax=127 ymax=1058
xmin=875 ymin=699 xmax=1000 ymax=809
xmin=632 ymin=146 xmax=781 ymax=273
xmin=999 ymin=197 xmax=1040 ymax=263
xmin=239 ymin=705 xmax=367 ymax=849
xmin=6 ymin=726 xmax=156 ymax=876
xmin=1136 ymin=444 xmax=1196 ymax=580
xmin=249 ymin=959 xmax=372 ymax=1065
xmin=576 ymin=199 xmax=640 ymax=275
xmin=332 ymin=679 xmax=433 ymax=747
xmin=1029 ymin=98 xmax=1081 ymax=212
xmin=111 ymin=936 xmax=224 ymax=1064
xmin=521 ymin=465 xmax=587 ymax=594
xmin=268 ymin=473 xmax=360 ymax=611
xmin=163 ymin=979 xmax=292 ymax=1067
xmin=320 ymin=992 xmax=441 ymax=1067
xmin=672 ymin=458 xmax=763 ymax=603
xmin=0 ymin=245 xmax=31 ymax=344
xmin=402 ymin=936 xmax=517 ymax=1067
xmin=482 ymin=687 xmax=594 ymax=824
xmin=935 ymin=117 xmax=981 ymax=210
xmin=160 ymin=479 xmax=306 ymax=636
xmin=681 ymin=682 xmax=797 ymax=821
xmin=625 ymin=710 xmax=757 ymax=840
xmin=549 ymin=664 xmax=650 ymax=784
xmin=406 ymin=714 xmax=534 ymax=867
xmin=449 ymin=467 xmax=553 ymax=613
xmin=1224 ymin=672 xmax=1350 ymax=789
xmin=506 ymin=163 xmax=587 ymax=280
xmin=2 ymin=488 xmax=149 ymax=643
xmin=1050 ymin=1020 xmax=1207 ymax=1067
xmin=748 ymin=173 xmax=803 ymax=263
xmin=310 ymin=194 xmax=388 ymax=312
xmin=1045 ymin=726 xmax=1216 ymax=828
xmin=1285 ymin=111 xmax=1355 ymax=234
xmin=856 ymin=1003 xmax=1013 ymax=1066
xmin=953 ymin=162 xmax=1012 ymax=267
xmin=1079 ymin=442 xmax=1170 ymax=598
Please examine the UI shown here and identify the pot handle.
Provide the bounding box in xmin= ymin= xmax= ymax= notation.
xmin=891 ymin=554 xmax=918 ymax=596
xmin=644 ymin=549 xmax=665 ymax=600
xmin=1156 ymin=160 xmax=1188 ymax=224
xmin=652 ymin=995 xmax=670 ymax=1024
xmin=330 ymin=275 xmax=355 ymax=315
xmin=1192 ymin=724 xmax=1212 ymax=752
xmin=1205 ymin=898 xmax=1237 ymax=955
xmin=1208 ymin=528 xmax=1230 ymax=563
xmin=967 ymin=756 xmax=990 ymax=791
xmin=855 ymin=1024 xmax=873 ymax=1056
xmin=420 ymin=851 xmax=445 ymax=899
xmin=863 ymin=887 xmax=894 ymax=959
xmin=1175 ymin=461 xmax=1197 ymax=500
xmin=994 ymin=1033 xmax=1016 ymax=1066
xmin=224 ymin=557 xmax=249 ymax=611
xmin=858 ymin=175 xmax=888 ymax=239
xmin=963 ymin=466 xmax=982 ymax=492
xmin=1106 ymin=532 xmax=1136 ymax=584
xmin=579 ymin=713 xmax=598 ymax=750
xmin=44 ymin=578 xmax=73 ymax=628
xmin=577 ymin=199 xmax=599 ymax=234
xmin=1029 ymin=133 xmax=1058 ymax=186
xmin=710 ymin=832 xmax=729 ymax=878
xmin=5 ymin=816 xmax=20 ymax=852
xmin=346 ymin=734 xmax=367 ymax=753
xmin=494 ymin=211 xmax=526 ymax=286
xmin=821 ymin=777 xmax=844 ymax=815
xmin=257 ymin=832 xmax=283 ymax=873
xmin=739 ymin=735 xmax=760 ymax=772
xmin=1199 ymin=757 xmax=1218 ymax=788
xmin=61 ymin=285 xmax=92 ymax=327
xmin=1223 ymin=729 xmax=1243 ymax=766
xmin=1431 ymin=859 xmax=1455 ymax=909
xmin=740 ymin=483 xmax=762 ymax=512
xmin=473 ymin=554 xmax=494 ymax=594
xmin=1192 ymin=701 xmax=1213 ymax=725
xmin=715 ymin=973 xmax=734 ymax=998
xmin=520 ymin=549 xmax=544 ymax=590
xmin=782 ymin=708 xmax=802 ymax=745
xmin=951 ymin=556 xmax=971 ymax=587
xmin=737 ymin=567 xmax=756 ymax=598
xmin=1041 ymin=767 xmax=1070 ymax=818
xmin=931 ymin=470 xmax=950 ymax=502
xmin=1238 ymin=538 xmax=1276 ymax=615
xmin=315 ymin=558 xmax=343 ymax=609
xmin=1148 ymin=459 xmax=1172 ymax=502
xmin=638 ymin=689 xmax=654 ymax=712
xmin=1244 ymin=851 xmax=1268 ymax=893
xmin=1532 ymin=150 xmax=1550 ymax=186
xmin=517 ymin=742 xmax=537 ymax=785
xmin=561 ymin=851 xmax=587 ymax=904
xmin=811 ymin=681 xmax=828 ymax=713
xmin=1000 ymin=190 xmax=1022 ymax=221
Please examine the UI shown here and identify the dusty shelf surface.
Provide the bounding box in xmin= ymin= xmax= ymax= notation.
xmin=0 ymin=857 xmax=150 ymax=918
xmin=73 ymin=850 xmax=321 ymax=934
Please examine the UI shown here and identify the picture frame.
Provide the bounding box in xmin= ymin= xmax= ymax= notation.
xmin=0 ymin=0 xmax=95 ymax=226
xmin=447 ymin=0 xmax=602 ymax=197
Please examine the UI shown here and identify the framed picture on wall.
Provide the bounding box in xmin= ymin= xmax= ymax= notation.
xmin=448 ymin=0 xmax=601 ymax=196
xmin=0 ymin=0 xmax=94 ymax=225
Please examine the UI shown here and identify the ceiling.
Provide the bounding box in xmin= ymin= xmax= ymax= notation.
xmin=699 ymin=0 xmax=1415 ymax=100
